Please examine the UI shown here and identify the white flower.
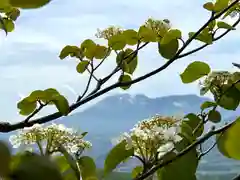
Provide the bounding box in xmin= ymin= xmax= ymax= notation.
xmin=70 ymin=145 xmax=79 ymax=154
xmin=157 ymin=142 xmax=174 ymax=159
xmin=123 ymin=132 xmax=133 ymax=150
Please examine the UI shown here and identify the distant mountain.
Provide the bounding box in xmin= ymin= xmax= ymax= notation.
xmin=1 ymin=93 xmax=239 ymax=178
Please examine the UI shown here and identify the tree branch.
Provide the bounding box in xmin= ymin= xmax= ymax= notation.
xmin=0 ymin=0 xmax=238 ymax=133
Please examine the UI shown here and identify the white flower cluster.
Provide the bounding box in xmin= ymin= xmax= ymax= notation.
xmin=9 ymin=123 xmax=92 ymax=155
xmin=117 ymin=115 xmax=182 ymax=160
xmin=144 ymin=18 xmax=171 ymax=37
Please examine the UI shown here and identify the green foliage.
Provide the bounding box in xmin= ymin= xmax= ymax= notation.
xmin=118 ymin=74 xmax=132 ymax=90
xmin=0 ymin=141 xmax=11 ymax=178
xmin=9 ymin=0 xmax=51 ymax=9
xmin=108 ymin=34 xmax=126 ymax=50
xmin=189 ymin=29 xmax=213 ymax=44
xmin=59 ymin=46 xmax=82 ymax=60
xmin=214 ymin=0 xmax=230 ymax=12
xmin=116 ymin=48 xmax=138 ymax=75
xmin=104 ymin=141 xmax=134 ymax=176
xmin=208 ymin=109 xmax=221 ymax=123
xmin=131 ymin=166 xmax=143 ymax=179
xmin=184 ymin=113 xmax=204 ymax=138
xmin=200 ymin=101 xmax=217 ymax=110
xmin=180 ymin=61 xmax=211 ymax=83
xmin=138 ymin=25 xmax=157 ymax=42
xmin=158 ymin=139 xmax=198 ymax=180
xmin=217 ymin=21 xmax=236 ymax=30
xmin=122 ymin=29 xmax=139 ymax=45
xmin=160 ymin=29 xmax=182 ymax=45
xmin=203 ymin=2 xmax=215 ymax=11
xmin=217 ymin=117 xmax=240 ymax=160
xmin=158 ymin=39 xmax=179 ymax=60
xmin=17 ymin=88 xmax=70 ymax=116
xmin=10 ymin=154 xmax=63 ymax=180
xmin=76 ymin=61 xmax=89 ymax=74
xmin=78 ymin=156 xmax=98 ymax=180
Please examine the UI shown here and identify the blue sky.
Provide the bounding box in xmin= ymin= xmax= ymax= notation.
xmin=0 ymin=0 xmax=239 ymax=122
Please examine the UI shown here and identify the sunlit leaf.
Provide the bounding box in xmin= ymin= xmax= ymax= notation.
xmin=6 ymin=8 xmax=20 ymax=21
xmin=17 ymin=98 xmax=37 ymax=116
xmin=217 ymin=21 xmax=236 ymax=30
xmin=59 ymin=46 xmax=81 ymax=60
xmin=184 ymin=113 xmax=203 ymax=137
xmin=201 ymin=101 xmax=217 ymax=110
xmin=217 ymin=117 xmax=240 ymax=160
xmin=9 ymin=0 xmax=51 ymax=9
xmin=131 ymin=166 xmax=143 ymax=179
xmin=157 ymin=149 xmax=198 ymax=180
xmin=52 ymin=95 xmax=70 ymax=116
xmin=214 ymin=0 xmax=230 ymax=12
xmin=208 ymin=110 xmax=221 ymax=123
xmin=108 ymin=34 xmax=126 ymax=50
xmin=180 ymin=61 xmax=211 ymax=84
xmin=189 ymin=29 xmax=213 ymax=44
xmin=160 ymin=29 xmax=182 ymax=45
xmin=138 ymin=25 xmax=157 ymax=42
xmin=0 ymin=18 xmax=14 ymax=32
xmin=104 ymin=140 xmax=134 ymax=176
xmin=78 ymin=156 xmax=98 ymax=180
xmin=158 ymin=39 xmax=179 ymax=60
xmin=76 ymin=61 xmax=89 ymax=74
xmin=122 ymin=29 xmax=139 ymax=45
xmin=203 ymin=2 xmax=215 ymax=11
xmin=0 ymin=141 xmax=11 ymax=178
xmin=118 ymin=74 xmax=132 ymax=90
xmin=10 ymin=154 xmax=63 ymax=180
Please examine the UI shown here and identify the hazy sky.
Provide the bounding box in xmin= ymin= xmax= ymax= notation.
xmin=0 ymin=0 xmax=239 ymax=122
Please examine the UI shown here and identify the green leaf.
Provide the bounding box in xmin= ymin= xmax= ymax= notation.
xmin=201 ymin=101 xmax=217 ymax=110
xmin=122 ymin=29 xmax=139 ymax=45
xmin=118 ymin=74 xmax=132 ymax=90
xmin=203 ymin=2 xmax=215 ymax=11
xmin=158 ymin=39 xmax=179 ymax=60
xmin=11 ymin=154 xmax=63 ymax=180
xmin=78 ymin=156 xmax=98 ymax=180
xmin=157 ymin=150 xmax=198 ymax=180
xmin=108 ymin=34 xmax=126 ymax=50
xmin=161 ymin=29 xmax=182 ymax=45
xmin=94 ymin=45 xmax=108 ymax=59
xmin=138 ymin=25 xmax=157 ymax=42
xmin=189 ymin=30 xmax=213 ymax=44
xmin=0 ymin=0 xmax=10 ymax=8
xmin=208 ymin=110 xmax=221 ymax=123
xmin=184 ymin=113 xmax=204 ymax=137
xmin=104 ymin=141 xmax=134 ymax=176
xmin=217 ymin=21 xmax=236 ymax=30
xmin=59 ymin=46 xmax=81 ymax=60
xmin=218 ymin=86 xmax=240 ymax=110
xmin=217 ymin=117 xmax=240 ymax=160
xmin=17 ymin=98 xmax=37 ymax=116
xmin=0 ymin=141 xmax=11 ymax=177
xmin=9 ymin=0 xmax=50 ymax=9
xmin=131 ymin=166 xmax=143 ymax=179
xmin=208 ymin=20 xmax=216 ymax=31
xmin=116 ymin=49 xmax=138 ymax=74
xmin=52 ymin=95 xmax=70 ymax=116
xmin=6 ymin=8 xmax=20 ymax=21
xmin=180 ymin=61 xmax=211 ymax=84
xmin=0 ymin=18 xmax=14 ymax=32
xmin=214 ymin=0 xmax=230 ymax=12
xmin=76 ymin=61 xmax=89 ymax=74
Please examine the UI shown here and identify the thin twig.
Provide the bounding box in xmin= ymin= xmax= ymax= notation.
xmin=0 ymin=1 xmax=238 ymax=133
